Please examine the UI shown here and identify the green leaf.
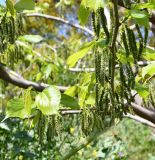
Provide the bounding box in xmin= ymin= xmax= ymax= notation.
xmin=67 ymin=41 xmax=95 ymax=67
xmin=78 ymin=4 xmax=90 ymax=25
xmin=21 ymin=35 xmax=43 ymax=43
xmin=64 ymin=86 xmax=78 ymax=97
xmin=117 ymin=52 xmax=134 ymax=64
xmin=130 ymin=9 xmax=149 ymax=28
xmin=80 ymin=73 xmax=91 ymax=86
xmin=81 ymin=0 xmax=108 ymax=11
xmin=61 ymin=94 xmax=80 ymax=109
xmin=43 ymin=64 xmax=53 ymax=79
xmin=35 ymin=86 xmax=61 ymax=115
xmin=85 ymin=93 xmax=95 ymax=105
xmin=6 ymin=0 xmax=15 ymax=16
xmin=6 ymin=98 xmax=28 ymax=119
xmin=133 ymin=2 xmax=155 ymax=10
xmin=143 ymin=47 xmax=155 ymax=60
xmin=142 ymin=62 xmax=155 ymax=78
xmin=23 ymin=87 xmax=32 ymax=116
xmin=14 ymin=0 xmax=35 ymax=12
xmin=96 ymin=38 xmax=107 ymax=48
xmin=79 ymin=86 xmax=88 ymax=107
xmin=135 ymin=83 xmax=149 ymax=98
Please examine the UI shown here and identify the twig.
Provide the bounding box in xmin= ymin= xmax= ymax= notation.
xmin=61 ymin=110 xmax=155 ymax=128
xmin=124 ymin=113 xmax=155 ymax=128
xmin=26 ymin=13 xmax=94 ymax=36
xmin=69 ymin=61 xmax=155 ymax=72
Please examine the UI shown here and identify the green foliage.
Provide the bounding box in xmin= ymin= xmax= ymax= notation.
xmin=14 ymin=0 xmax=35 ymax=12
xmin=5 ymin=87 xmax=32 ymax=119
xmin=6 ymin=0 xmax=15 ymax=16
xmin=67 ymin=41 xmax=95 ymax=67
xmin=135 ymin=83 xmax=149 ymax=98
xmin=130 ymin=9 xmax=149 ymax=28
xmin=35 ymin=86 xmax=61 ymax=115
xmin=143 ymin=48 xmax=155 ymax=60
xmin=1 ymin=118 xmax=155 ymax=160
xmin=21 ymin=35 xmax=43 ymax=43
xmin=61 ymin=93 xmax=80 ymax=109
xmin=142 ymin=62 xmax=155 ymax=81
xmin=5 ymin=98 xmax=28 ymax=119
xmin=78 ymin=4 xmax=90 ymax=25
xmin=81 ymin=0 xmax=108 ymax=11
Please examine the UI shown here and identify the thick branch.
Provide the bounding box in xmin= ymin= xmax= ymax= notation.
xmin=1 ymin=63 xmax=155 ymax=125
xmin=0 ymin=63 xmax=67 ymax=92
xmin=26 ymin=13 xmax=94 ymax=36
xmin=130 ymin=102 xmax=155 ymax=124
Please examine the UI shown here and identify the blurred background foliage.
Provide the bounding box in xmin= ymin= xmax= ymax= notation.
xmin=1 ymin=116 xmax=155 ymax=160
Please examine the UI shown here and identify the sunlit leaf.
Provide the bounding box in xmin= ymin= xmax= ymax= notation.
xmin=43 ymin=64 xmax=53 ymax=79
xmin=64 ymin=86 xmax=78 ymax=97
xmin=130 ymin=9 xmax=149 ymax=28
xmin=6 ymin=0 xmax=15 ymax=16
xmin=21 ymin=35 xmax=43 ymax=43
xmin=85 ymin=93 xmax=95 ymax=105
xmin=117 ymin=52 xmax=134 ymax=64
xmin=79 ymin=86 xmax=88 ymax=107
xmin=135 ymin=83 xmax=149 ymax=98
xmin=142 ymin=62 xmax=155 ymax=78
xmin=35 ymin=86 xmax=61 ymax=115
xmin=6 ymin=98 xmax=28 ymax=119
xmin=134 ymin=1 xmax=155 ymax=10
xmin=23 ymin=87 xmax=32 ymax=116
xmin=143 ymin=47 xmax=155 ymax=60
xmin=67 ymin=41 xmax=95 ymax=67
xmin=81 ymin=0 xmax=108 ymax=11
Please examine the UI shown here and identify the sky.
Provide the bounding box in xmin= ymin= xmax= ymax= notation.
xmin=0 ymin=0 xmax=5 ymax=6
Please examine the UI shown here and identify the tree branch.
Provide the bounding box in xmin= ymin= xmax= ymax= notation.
xmin=1 ymin=63 xmax=155 ymax=125
xmin=26 ymin=13 xmax=94 ymax=36
xmin=130 ymin=102 xmax=155 ymax=124
xmin=69 ymin=61 xmax=155 ymax=72
xmin=61 ymin=110 xmax=155 ymax=128
xmin=124 ymin=113 xmax=155 ymax=128
xmin=0 ymin=63 xmax=68 ymax=92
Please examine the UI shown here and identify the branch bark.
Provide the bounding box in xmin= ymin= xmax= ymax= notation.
xmin=1 ymin=63 xmax=155 ymax=126
xmin=130 ymin=102 xmax=155 ymax=124
xmin=26 ymin=13 xmax=94 ymax=36
xmin=0 ymin=63 xmax=68 ymax=92
xmin=124 ymin=113 xmax=155 ymax=128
